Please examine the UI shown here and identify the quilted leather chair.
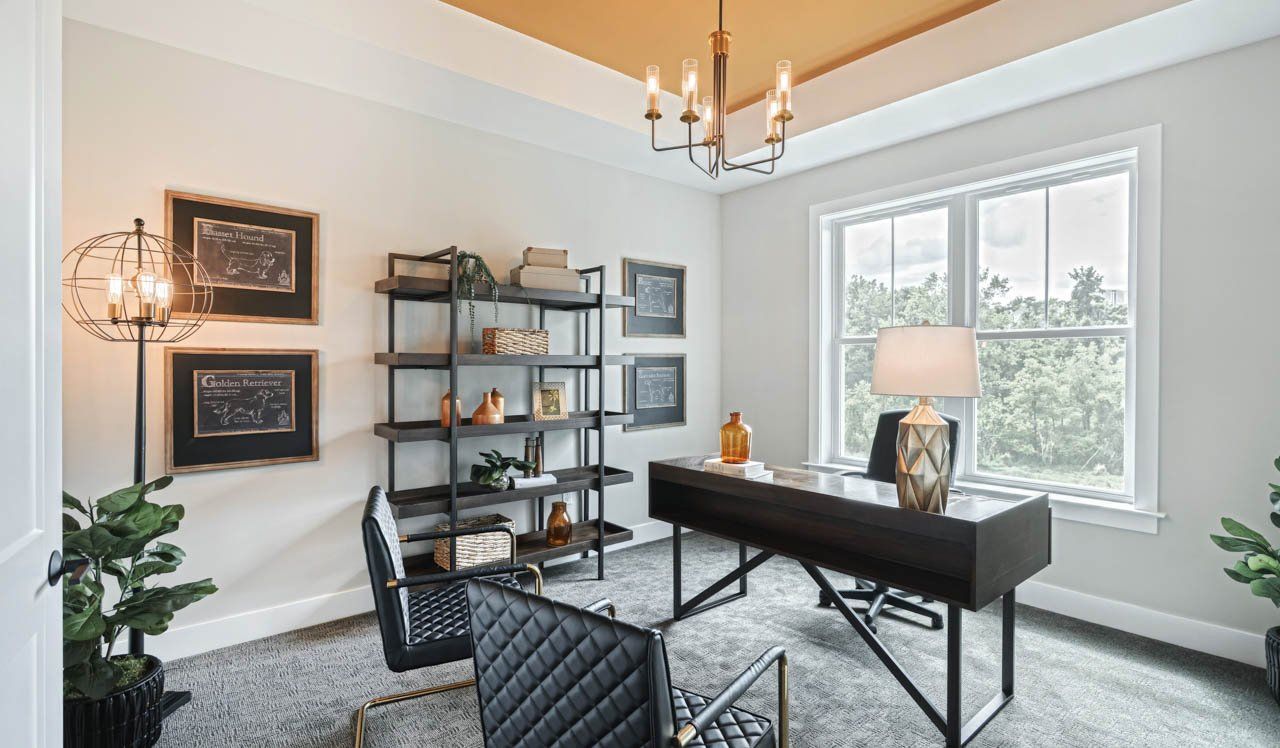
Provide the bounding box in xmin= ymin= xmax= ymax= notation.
xmin=819 ymin=408 xmax=959 ymax=631
xmin=356 ymin=486 xmax=543 ymax=747
xmin=466 ymin=577 xmax=788 ymax=748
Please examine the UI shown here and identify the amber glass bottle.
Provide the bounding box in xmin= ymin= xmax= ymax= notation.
xmin=719 ymin=412 xmax=752 ymax=464
xmin=546 ymin=501 xmax=572 ymax=547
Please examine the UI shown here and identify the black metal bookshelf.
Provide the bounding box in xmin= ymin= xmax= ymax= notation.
xmin=375 ymin=247 xmax=635 ymax=579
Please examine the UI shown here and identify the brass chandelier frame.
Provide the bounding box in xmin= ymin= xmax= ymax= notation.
xmin=646 ymin=0 xmax=791 ymax=179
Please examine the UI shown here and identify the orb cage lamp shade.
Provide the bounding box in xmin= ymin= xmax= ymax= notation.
xmin=870 ymin=323 xmax=980 ymax=514
xmin=62 ymin=217 xmax=214 ymax=343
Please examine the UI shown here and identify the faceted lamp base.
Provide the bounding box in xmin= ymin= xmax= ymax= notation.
xmin=895 ymin=398 xmax=951 ymax=513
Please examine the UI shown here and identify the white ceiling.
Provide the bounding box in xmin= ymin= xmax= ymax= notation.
xmin=63 ymin=0 xmax=1280 ymax=195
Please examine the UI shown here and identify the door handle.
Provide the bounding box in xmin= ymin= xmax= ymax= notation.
xmin=48 ymin=550 xmax=90 ymax=587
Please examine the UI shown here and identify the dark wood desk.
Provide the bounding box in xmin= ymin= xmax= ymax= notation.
xmin=649 ymin=456 xmax=1051 ymax=747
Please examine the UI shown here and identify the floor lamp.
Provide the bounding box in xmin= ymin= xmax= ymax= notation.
xmin=62 ymin=218 xmax=213 ymax=655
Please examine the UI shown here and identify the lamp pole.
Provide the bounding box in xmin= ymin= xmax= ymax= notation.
xmin=130 ymin=323 xmax=147 ymax=655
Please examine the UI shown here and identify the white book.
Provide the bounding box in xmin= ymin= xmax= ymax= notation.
xmin=703 ymin=458 xmax=766 ymax=478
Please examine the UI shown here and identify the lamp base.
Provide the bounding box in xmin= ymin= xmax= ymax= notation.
xmin=895 ymin=397 xmax=951 ymax=513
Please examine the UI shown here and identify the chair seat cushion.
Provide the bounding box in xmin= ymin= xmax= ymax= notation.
xmin=407 ymin=575 xmax=521 ymax=644
xmin=672 ymin=686 xmax=775 ymax=748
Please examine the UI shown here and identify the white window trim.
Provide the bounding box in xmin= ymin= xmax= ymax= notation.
xmin=808 ymin=125 xmax=1162 ymax=533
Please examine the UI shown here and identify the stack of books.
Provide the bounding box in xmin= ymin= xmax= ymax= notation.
xmin=510 ymin=247 xmax=581 ymax=292
xmin=702 ymin=458 xmax=773 ymax=481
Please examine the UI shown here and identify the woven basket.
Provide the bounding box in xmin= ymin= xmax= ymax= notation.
xmin=433 ymin=514 xmax=515 ymax=570
xmin=482 ymin=327 xmax=549 ymax=355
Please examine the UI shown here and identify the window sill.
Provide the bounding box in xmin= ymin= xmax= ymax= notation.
xmin=801 ymin=462 xmax=1163 ymax=534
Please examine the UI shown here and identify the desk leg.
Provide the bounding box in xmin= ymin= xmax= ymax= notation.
xmin=672 ymin=523 xmax=682 ymax=620
xmin=946 ymin=606 xmax=962 ymax=748
xmin=670 ymin=525 xmax=772 ymax=620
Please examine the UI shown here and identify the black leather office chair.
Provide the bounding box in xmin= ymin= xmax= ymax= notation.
xmin=466 ymin=577 xmax=788 ymax=748
xmin=818 ymin=408 xmax=960 ymax=632
xmin=356 ymin=486 xmax=543 ymax=747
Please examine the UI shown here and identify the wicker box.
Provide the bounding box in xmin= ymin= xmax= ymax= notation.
xmin=433 ymin=514 xmax=515 ymax=570
xmin=482 ymin=327 xmax=550 ymax=355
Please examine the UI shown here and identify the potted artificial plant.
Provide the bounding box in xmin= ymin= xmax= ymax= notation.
xmin=456 ymin=251 xmax=501 ymax=340
xmin=1210 ymin=456 xmax=1280 ymax=705
xmin=62 ymin=476 xmax=217 ymax=748
xmin=470 ymin=450 xmax=536 ymax=491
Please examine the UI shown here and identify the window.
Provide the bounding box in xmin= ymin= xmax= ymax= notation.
xmin=811 ymin=131 xmax=1160 ymax=524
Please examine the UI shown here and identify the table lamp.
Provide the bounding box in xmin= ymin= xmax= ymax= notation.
xmin=870 ymin=323 xmax=980 ymax=513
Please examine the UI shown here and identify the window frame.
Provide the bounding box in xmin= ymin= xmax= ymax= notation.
xmin=808 ymin=127 xmax=1162 ymax=532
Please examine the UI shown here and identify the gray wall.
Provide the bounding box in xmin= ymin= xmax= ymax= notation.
xmin=721 ymin=36 xmax=1280 ymax=643
xmin=62 ymin=21 xmax=720 ymax=659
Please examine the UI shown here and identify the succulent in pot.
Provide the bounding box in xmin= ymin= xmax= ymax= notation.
xmin=61 ymin=476 xmax=217 ymax=747
xmin=1209 ymin=455 xmax=1280 ymax=705
xmin=470 ymin=450 xmax=535 ymax=491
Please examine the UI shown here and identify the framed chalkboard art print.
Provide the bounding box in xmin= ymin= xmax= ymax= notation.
xmin=623 ymin=258 xmax=685 ymax=338
xmin=623 ymin=354 xmax=685 ymax=431
xmin=166 ymin=190 xmax=319 ymax=324
xmin=165 ymin=347 xmax=319 ymax=473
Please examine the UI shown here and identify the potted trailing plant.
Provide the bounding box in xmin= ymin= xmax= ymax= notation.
xmin=456 ymin=251 xmax=501 ymax=339
xmin=62 ymin=476 xmax=217 ymax=747
xmin=470 ymin=450 xmax=535 ymax=491
xmin=1209 ymin=456 xmax=1280 ymax=705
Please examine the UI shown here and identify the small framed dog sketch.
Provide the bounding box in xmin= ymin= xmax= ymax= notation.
xmin=166 ymin=347 xmax=318 ymax=473
xmin=165 ymin=191 xmax=319 ymax=324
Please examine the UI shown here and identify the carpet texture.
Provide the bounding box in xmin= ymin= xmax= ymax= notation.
xmin=159 ymin=534 xmax=1279 ymax=747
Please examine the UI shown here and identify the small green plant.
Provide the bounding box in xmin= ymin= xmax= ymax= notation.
xmin=62 ymin=476 xmax=217 ymax=699
xmin=470 ymin=450 xmax=535 ymax=491
xmin=457 ymin=251 xmax=500 ymax=339
xmin=1210 ymin=456 xmax=1280 ymax=609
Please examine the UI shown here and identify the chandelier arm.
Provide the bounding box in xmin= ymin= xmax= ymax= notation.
xmin=650 ymin=116 xmax=701 ymax=153
xmin=686 ymin=124 xmax=715 ymax=178
xmin=721 ymin=120 xmax=786 ymax=171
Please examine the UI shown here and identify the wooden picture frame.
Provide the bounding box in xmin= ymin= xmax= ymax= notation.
xmin=623 ymin=258 xmax=686 ymax=338
xmin=165 ymin=190 xmax=319 ymax=324
xmin=531 ymin=381 xmax=568 ymax=421
xmin=166 ymin=347 xmax=319 ymax=473
xmin=623 ymin=354 xmax=686 ymax=431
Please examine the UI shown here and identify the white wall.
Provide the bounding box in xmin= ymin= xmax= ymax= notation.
xmin=61 ymin=20 xmax=720 ymax=660
xmin=721 ymin=36 xmax=1280 ymax=663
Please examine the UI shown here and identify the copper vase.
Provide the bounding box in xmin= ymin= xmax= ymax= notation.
xmin=440 ymin=390 xmax=462 ymax=427
xmin=471 ymin=392 xmax=503 ymax=425
xmin=719 ymin=411 xmax=752 ymax=464
xmin=546 ymin=501 xmax=572 ymax=547
xmin=490 ymin=387 xmax=505 ymax=417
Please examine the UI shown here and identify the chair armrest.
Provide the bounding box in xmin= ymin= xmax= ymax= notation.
xmin=839 ymin=470 xmax=866 ymax=478
xmin=584 ymin=598 xmax=616 ymax=618
xmin=676 ymin=646 xmax=788 ymax=748
xmin=387 ymin=562 xmax=526 ymax=589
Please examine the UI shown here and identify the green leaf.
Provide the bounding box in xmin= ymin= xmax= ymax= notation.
xmin=64 ymin=639 xmax=98 ymax=670
xmin=1248 ymin=577 xmax=1280 ymax=607
xmin=145 ymin=542 xmax=185 ymax=566
xmin=1271 ymin=512 xmax=1280 ymax=530
xmin=1220 ymin=518 xmax=1272 ymax=549
xmin=1225 ymin=567 xmax=1255 ymax=584
xmin=143 ymin=475 xmax=174 ymax=494
xmin=63 ymin=525 xmax=126 ymax=559
xmin=101 ymin=560 xmax=129 ymax=579
xmin=63 ymin=602 xmax=105 ymax=642
xmin=1232 ymin=560 xmax=1264 ymax=580
xmin=63 ymin=513 xmax=81 ymax=532
xmin=1247 ymin=554 xmax=1280 ymax=575
xmin=1210 ymin=534 xmax=1268 ymax=554
xmin=1274 ymin=455 xmax=1280 ymax=473
xmin=95 ymin=483 xmax=145 ymax=515
xmin=62 ymin=491 xmax=89 ymax=516
xmin=65 ymin=654 xmax=120 ymax=701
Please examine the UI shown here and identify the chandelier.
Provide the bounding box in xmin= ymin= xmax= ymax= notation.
xmin=644 ymin=0 xmax=793 ymax=179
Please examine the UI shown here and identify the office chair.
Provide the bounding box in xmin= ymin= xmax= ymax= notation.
xmin=356 ymin=486 xmax=542 ymax=747
xmin=466 ymin=577 xmax=788 ymax=748
xmin=818 ymin=408 xmax=959 ymax=632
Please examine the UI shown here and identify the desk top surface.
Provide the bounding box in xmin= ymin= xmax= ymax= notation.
xmin=651 ymin=455 xmax=1042 ymax=525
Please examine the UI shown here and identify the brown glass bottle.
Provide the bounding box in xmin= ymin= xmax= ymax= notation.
xmin=546 ymin=501 xmax=572 ymax=547
xmin=719 ymin=411 xmax=752 ymax=464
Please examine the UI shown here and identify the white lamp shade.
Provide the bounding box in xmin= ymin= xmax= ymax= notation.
xmin=870 ymin=324 xmax=981 ymax=398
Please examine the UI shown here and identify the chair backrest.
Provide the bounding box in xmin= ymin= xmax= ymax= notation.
xmin=362 ymin=486 xmax=410 ymax=666
xmin=466 ymin=578 xmax=675 ymax=748
xmin=863 ymin=408 xmax=961 ymax=484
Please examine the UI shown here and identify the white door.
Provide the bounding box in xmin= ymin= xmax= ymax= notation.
xmin=0 ymin=0 xmax=63 ymax=744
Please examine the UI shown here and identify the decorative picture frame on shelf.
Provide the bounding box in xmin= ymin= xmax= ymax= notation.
xmin=531 ymin=381 xmax=568 ymax=421
xmin=165 ymin=190 xmax=319 ymax=324
xmin=623 ymin=258 xmax=685 ymax=338
xmin=623 ymin=354 xmax=686 ymax=431
xmin=165 ymin=347 xmax=318 ymax=473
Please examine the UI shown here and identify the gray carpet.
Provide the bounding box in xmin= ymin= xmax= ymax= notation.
xmin=159 ymin=534 xmax=1279 ymax=747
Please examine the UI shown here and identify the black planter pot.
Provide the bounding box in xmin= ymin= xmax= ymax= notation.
xmin=64 ymin=655 xmax=165 ymax=748
xmin=1267 ymin=626 xmax=1280 ymax=706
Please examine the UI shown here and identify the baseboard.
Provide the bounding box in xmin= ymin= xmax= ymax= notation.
xmin=151 ymin=520 xmax=677 ymax=661
xmin=1018 ymin=580 xmax=1266 ymax=668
